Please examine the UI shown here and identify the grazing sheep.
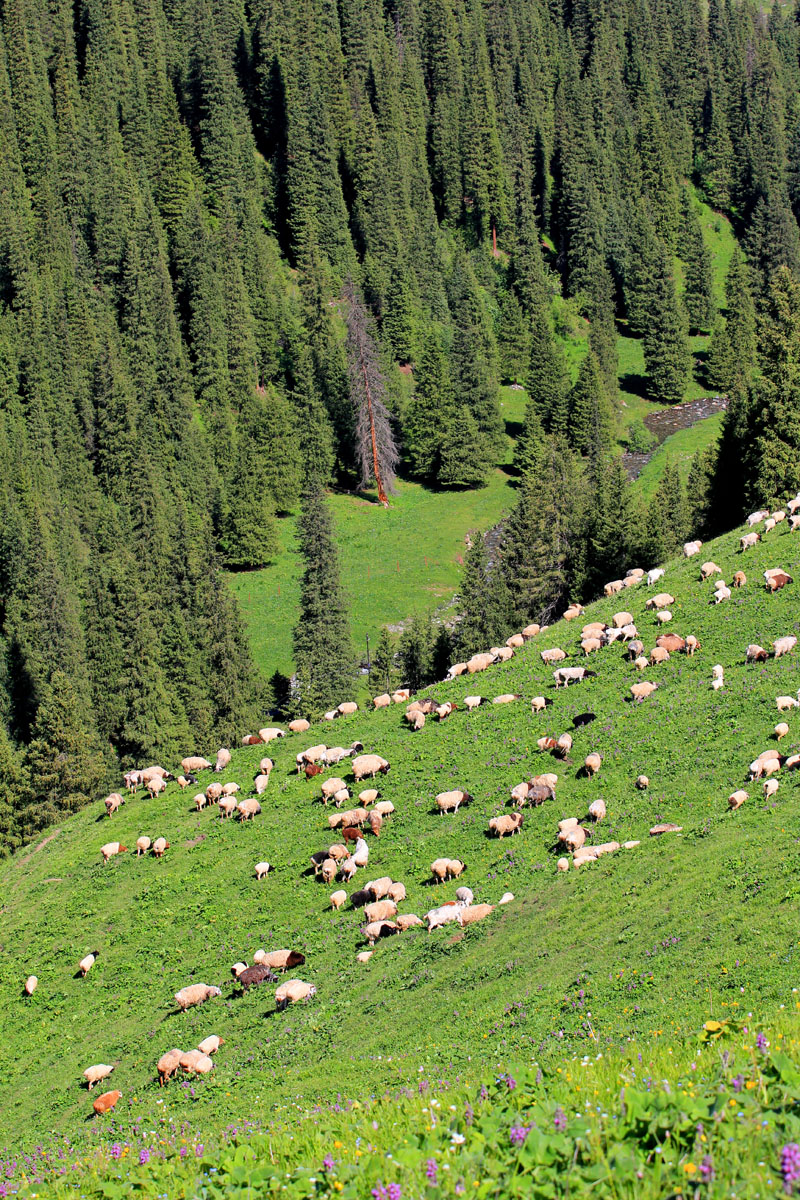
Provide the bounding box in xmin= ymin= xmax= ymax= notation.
xmin=564 ymin=825 xmax=587 ymax=852
xmin=630 ymin=681 xmax=658 ymax=702
xmin=391 ymin=689 xmax=410 ymax=704
xmin=764 ymin=778 xmax=780 ymax=800
xmin=537 ymin=736 xmax=557 ymax=752
xmin=765 ymin=570 xmax=793 ymax=593
xmin=253 ymin=773 xmax=271 ymax=796
xmin=531 ymin=696 xmax=553 ymax=712
xmin=232 ymin=963 xmax=276 ymax=991
xmin=181 ymin=757 xmax=212 ymax=774
xmin=218 ymin=796 xmax=237 ymax=819
xmin=92 ymin=1090 xmax=122 ymax=1116
xmin=330 ymin=890 xmax=347 ymax=910
xmin=157 ymin=1049 xmax=183 ymax=1086
xmin=367 ymin=811 xmax=383 ymax=838
xmin=700 ymin=561 xmax=722 ymax=580
xmin=612 ymin=611 xmax=634 ymax=629
xmin=764 ymin=518 xmax=777 ymax=534
xmin=776 ymin=695 xmax=799 ymax=712
xmin=297 ymin=744 xmax=327 ymax=773
xmin=446 ymin=663 xmax=468 ymax=680
xmin=352 ymin=837 xmax=370 ymax=868
xmin=464 ymin=695 xmax=488 ymax=710
xmin=176 ymin=775 xmax=194 ymax=791
xmin=774 ymin=636 xmax=798 ymax=658
xmin=254 ymin=861 xmax=272 ymax=880
xmin=436 ymin=789 xmax=472 ymax=815
xmin=493 ymin=693 xmax=522 ymax=705
xmin=435 ymin=701 xmax=458 ymax=720
xmin=791 ymin=515 xmax=800 ymax=532
xmin=324 ymin=747 xmax=351 ymax=766
xmin=467 ymin=652 xmax=495 ymax=674
xmin=459 ymin=903 xmax=495 ymax=925
xmin=259 ymin=728 xmax=286 ymax=743
xmin=83 ymin=1064 xmax=115 ymax=1091
xmin=588 ymin=798 xmax=606 ymax=822
xmin=555 ymin=733 xmax=573 ymax=758
xmin=787 ymin=755 xmax=800 ymax=771
xmin=104 ymin=793 xmax=124 ymax=817
xmin=604 ymin=580 xmax=624 ymax=596
xmin=425 ymin=904 xmax=464 ymax=932
xmin=252 ymin=949 xmax=305 ymax=972
xmin=357 ymin=951 xmax=373 ymax=963
xmin=320 ymin=858 xmax=338 ymax=884
xmin=336 ymin=702 xmax=358 ymax=718
xmin=656 ymin=610 xmax=672 ymax=624
xmin=363 ymin=920 xmax=399 ymax=945
xmin=136 ymin=836 xmax=151 ymax=856
xmin=628 ymin=640 xmax=645 ymax=659
xmin=728 ymin=790 xmax=748 ymax=811
xmin=581 ymin=637 xmax=602 ymax=655
xmin=275 ymin=980 xmax=316 ymax=1011
xmin=152 ymin=837 xmax=169 ymax=857
xmin=321 ymin=776 xmax=349 ymax=804
xmin=683 ymin=540 xmax=702 ymax=557
xmin=506 ymin=634 xmax=525 ymax=649
xmin=327 ymin=844 xmax=349 ymax=861
xmin=489 ymin=813 xmax=524 ymax=838
xmin=364 ymin=899 xmax=398 ymax=924
xmin=636 ymin=775 xmax=649 ymax=789
xmin=740 ymin=532 xmax=760 ymax=550
xmin=373 ymin=693 xmax=391 ymax=709
xmin=584 ymin=753 xmax=602 ymax=777
xmin=260 ymin=756 xmax=275 ymax=774
xmin=563 ymin=603 xmax=584 ymax=621
xmin=358 ymin=789 xmax=379 ymax=806
xmin=775 ymin=723 xmax=790 ymax=740
xmin=124 ymin=771 xmax=141 ymax=793
xmin=455 ymin=886 xmax=473 ymax=906
xmin=387 ymin=882 xmax=406 ymax=903
xmin=146 ymin=776 xmax=167 ymax=799
xmin=491 ymin=647 xmax=514 ymax=663
xmin=582 ymin=621 xmax=607 ymax=638
xmin=540 ymin=648 xmax=566 ymax=665
xmin=646 ymin=593 xmax=675 ymax=611
xmin=527 ymin=781 xmax=556 ymax=807
xmin=746 ymin=510 xmax=769 ymax=526
xmin=714 ymin=586 xmax=731 ymax=604
xmin=634 ymin=656 xmax=649 ymax=672
xmin=685 ymin=635 xmax=700 ymax=655
xmin=746 ymin=644 xmax=769 ymax=663
xmin=396 ymin=914 xmax=424 ymax=931
xmin=140 ymin=765 xmax=171 ymax=783
xmin=557 ymin=818 xmax=579 ymax=835
xmin=557 ymin=858 xmax=569 ymax=872
xmin=366 ymin=878 xmax=393 ymax=900
xmin=241 ymin=734 xmax=265 ymax=746
xmin=234 ymin=796 xmax=256 ymax=819
xmin=351 ymin=754 xmax=390 ymax=781
xmin=733 ymin=571 xmax=746 ymax=588
xmin=647 ymin=568 xmax=665 ymax=585
xmin=649 ymin=647 xmax=670 ymax=665
xmin=100 ymin=842 xmax=127 ymax=863
xmin=288 ymin=719 xmax=311 ymax=733
xmin=174 ymin=984 xmax=222 ymax=1011
xmin=374 ymin=801 xmax=394 ymax=819
xmin=554 ymin=667 xmax=596 ymax=688
xmin=222 ymin=782 xmax=241 ymax=797
xmin=215 ymin=748 xmax=231 ymax=773
xmin=339 ymin=857 xmax=357 ymax=882
xmin=197 ymin=1036 xmax=223 ymax=1056
xmin=430 ymin=858 xmax=466 ymax=883
xmin=205 ymin=782 xmax=223 ymax=803
xmin=24 ymin=975 xmax=37 ymax=996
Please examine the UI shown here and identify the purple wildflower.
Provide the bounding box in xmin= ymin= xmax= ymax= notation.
xmin=782 ymin=1143 xmax=800 ymax=1193
xmin=323 ymin=1155 xmax=335 ymax=1172
xmin=479 ymin=1085 xmax=488 ymax=1103
xmin=535 ymin=1068 xmax=543 ymax=1086
xmin=372 ymin=1186 xmax=387 ymax=1200
xmin=756 ymin=1032 xmax=768 ymax=1052
xmin=109 ymin=1143 xmax=122 ymax=1160
xmin=553 ymin=1107 xmax=567 ymax=1133
xmin=700 ymin=1155 xmax=715 ymax=1182
xmin=179 ymin=1148 xmax=188 ymax=1158
xmin=195 ymin=1144 xmax=204 ymax=1157
xmin=425 ymin=1158 xmax=438 ymax=1184
xmin=387 ymin=1185 xmax=402 ymax=1200
xmin=510 ymin=1125 xmax=530 ymax=1147
xmin=0 ymin=1185 xmax=7 ymax=1199
xmin=464 ymin=1102 xmax=474 ymax=1126
xmin=732 ymin=1075 xmax=744 ymax=1092
xmin=138 ymin=1148 xmax=150 ymax=1165
xmin=506 ymin=1075 xmax=517 ymax=1092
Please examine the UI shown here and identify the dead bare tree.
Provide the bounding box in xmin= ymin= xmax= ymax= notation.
xmin=343 ymin=280 xmax=400 ymax=507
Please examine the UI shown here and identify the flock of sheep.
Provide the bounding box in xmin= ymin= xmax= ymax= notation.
xmin=23 ymin=493 xmax=800 ymax=1121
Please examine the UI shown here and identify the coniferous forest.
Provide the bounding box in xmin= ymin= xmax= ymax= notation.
xmin=2 ymin=0 xmax=800 ymax=850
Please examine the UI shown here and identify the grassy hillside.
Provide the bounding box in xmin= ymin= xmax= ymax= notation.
xmin=3 ymin=510 xmax=800 ymax=1170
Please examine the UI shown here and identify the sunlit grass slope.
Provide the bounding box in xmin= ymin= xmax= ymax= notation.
xmin=3 ymin=514 xmax=800 ymax=1157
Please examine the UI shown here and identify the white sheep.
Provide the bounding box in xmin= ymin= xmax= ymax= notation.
xmin=254 ymin=861 xmax=272 ymax=880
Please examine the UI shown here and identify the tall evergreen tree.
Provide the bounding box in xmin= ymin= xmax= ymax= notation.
xmin=706 ymin=249 xmax=758 ymax=394
xmin=642 ymin=240 xmax=691 ymax=403
xmin=454 ymin=535 xmax=510 ymax=658
xmin=292 ymin=489 xmax=353 ymax=715
xmin=681 ymin=190 xmax=714 ymax=333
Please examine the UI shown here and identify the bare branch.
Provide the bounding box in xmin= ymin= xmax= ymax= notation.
xmin=343 ymin=280 xmax=400 ymax=505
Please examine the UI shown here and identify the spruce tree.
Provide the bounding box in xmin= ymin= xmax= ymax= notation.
xmin=398 ymin=613 xmax=435 ymax=692
xmin=680 ymin=190 xmax=714 ymax=333
xmin=567 ymin=351 xmax=615 ymax=461
xmin=706 ymin=249 xmax=757 ymax=394
xmin=369 ymin=627 xmax=399 ymax=694
xmin=24 ymin=671 xmax=106 ymax=827
xmin=642 ymin=240 xmax=691 ymax=404
xmin=454 ymin=535 xmax=510 ymax=659
xmin=292 ymin=489 xmax=353 ymax=715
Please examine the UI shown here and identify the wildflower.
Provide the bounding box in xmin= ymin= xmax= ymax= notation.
xmin=535 ymin=1068 xmax=543 ymax=1086
xmin=387 ymin=1185 xmax=402 ymax=1200
xmin=732 ymin=1075 xmax=744 ymax=1092
xmin=479 ymin=1085 xmax=488 ymax=1103
xmin=109 ymin=1144 xmax=122 ymax=1161
xmin=683 ymin=1162 xmax=697 ymax=1176
xmin=505 ymin=1075 xmax=517 ymax=1092
xmin=179 ymin=1148 xmax=187 ymax=1159
xmin=510 ymin=1126 xmax=530 ymax=1147
xmin=333 ymin=1183 xmax=344 ymax=1192
xmin=781 ymin=1143 xmax=800 ymax=1193
xmin=756 ymin=1032 xmax=768 ymax=1052
xmin=372 ymin=1186 xmax=388 ymax=1200
xmin=553 ymin=1107 xmax=567 ymax=1133
xmin=451 ymin=1133 xmax=465 ymax=1146
xmin=425 ymin=1158 xmax=438 ymax=1185
xmin=323 ymin=1155 xmax=335 ymax=1172
xmin=195 ymin=1144 xmax=204 ymax=1157
xmin=139 ymin=1148 xmax=151 ymax=1165
xmin=700 ymin=1155 xmax=715 ymax=1182
xmin=464 ymin=1103 xmax=474 ymax=1127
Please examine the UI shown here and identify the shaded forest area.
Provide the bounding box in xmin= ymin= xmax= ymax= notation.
xmin=1 ymin=0 xmax=800 ymax=848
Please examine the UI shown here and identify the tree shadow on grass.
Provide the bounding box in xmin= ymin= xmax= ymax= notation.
xmin=619 ymin=372 xmax=651 ymax=400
